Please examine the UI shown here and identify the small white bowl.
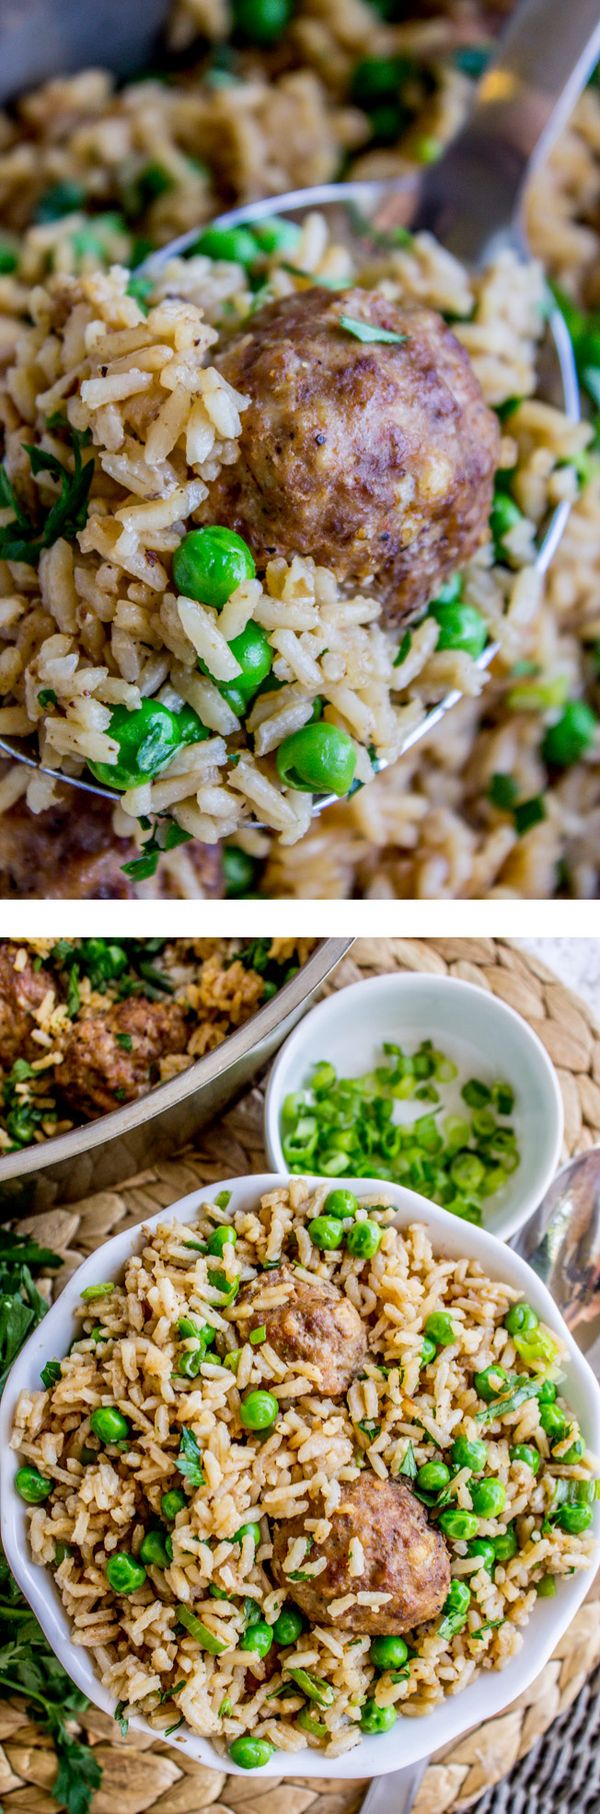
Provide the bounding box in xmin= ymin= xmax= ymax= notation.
xmin=265 ymin=973 xmax=564 ymax=1242
xmin=1 ymin=1170 xmax=597 ymax=1782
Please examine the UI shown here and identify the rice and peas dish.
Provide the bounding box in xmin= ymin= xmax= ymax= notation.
xmin=0 ymin=936 xmax=311 ymax=1154
xmin=11 ymin=1179 xmax=598 ymax=1767
xmin=0 ymin=212 xmax=581 ymax=868
xmin=0 ymin=0 xmax=598 ymax=893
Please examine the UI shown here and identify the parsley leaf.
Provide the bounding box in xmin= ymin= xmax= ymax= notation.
xmin=0 ymin=428 xmax=94 ymax=567
xmin=338 ymin=314 xmax=408 ymax=345
xmin=175 ymin=1426 xmax=204 ymax=1487
xmin=397 ymin=1440 xmax=417 ymax=1479
xmin=40 ymin=1359 xmax=62 ymax=1389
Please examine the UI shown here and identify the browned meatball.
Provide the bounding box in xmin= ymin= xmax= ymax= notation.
xmin=234 ymin=1263 xmax=367 ymax=1395
xmin=0 ymin=786 xmax=223 ymax=900
xmin=0 ymin=942 xmax=54 ymax=1069
xmin=208 ymin=286 xmax=500 ymax=619
xmin=271 ymin=1474 xmax=450 ymax=1633
xmin=58 ymin=995 xmax=190 ymax=1117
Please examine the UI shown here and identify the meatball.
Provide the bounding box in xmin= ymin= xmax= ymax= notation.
xmin=0 ymin=788 xmax=223 ymax=900
xmin=234 ymin=1263 xmax=367 ymax=1395
xmin=58 ymin=995 xmax=190 ymax=1118
xmin=271 ymin=1474 xmax=450 ymax=1633
xmin=0 ymin=942 xmax=54 ymax=1069
xmin=208 ymin=286 xmax=500 ymax=619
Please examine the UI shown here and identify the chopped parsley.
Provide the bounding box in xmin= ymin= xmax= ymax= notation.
xmin=0 ymin=427 xmax=94 ymax=567
xmin=175 ymin=1426 xmax=204 ymax=1487
xmin=338 ymin=314 xmax=407 ymax=345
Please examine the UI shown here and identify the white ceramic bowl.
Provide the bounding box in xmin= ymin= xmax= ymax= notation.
xmin=2 ymin=1171 xmax=598 ymax=1781
xmin=265 ymin=974 xmax=564 ymax=1242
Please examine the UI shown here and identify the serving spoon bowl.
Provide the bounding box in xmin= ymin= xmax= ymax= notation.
xmin=0 ymin=0 xmax=598 ymax=821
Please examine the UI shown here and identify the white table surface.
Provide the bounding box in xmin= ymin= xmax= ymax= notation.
xmin=520 ymin=940 xmax=600 ymax=1017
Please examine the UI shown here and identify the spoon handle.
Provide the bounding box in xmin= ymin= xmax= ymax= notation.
xmin=424 ymin=0 xmax=600 ymax=262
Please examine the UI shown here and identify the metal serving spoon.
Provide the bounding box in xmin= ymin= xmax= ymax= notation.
xmin=356 ymin=1137 xmax=600 ymax=1814
xmin=0 ymin=0 xmax=598 ymax=817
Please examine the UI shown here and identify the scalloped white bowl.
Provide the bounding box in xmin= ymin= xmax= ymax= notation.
xmin=265 ymin=973 xmax=564 ymax=1242
xmin=1 ymin=1171 xmax=598 ymax=1781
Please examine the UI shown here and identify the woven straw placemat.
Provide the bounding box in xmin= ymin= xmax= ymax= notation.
xmin=3 ymin=937 xmax=600 ymax=1814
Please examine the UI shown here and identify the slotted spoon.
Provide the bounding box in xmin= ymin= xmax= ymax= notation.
xmin=0 ymin=0 xmax=598 ymax=820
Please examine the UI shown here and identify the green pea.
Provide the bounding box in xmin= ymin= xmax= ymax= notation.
xmin=492 ymin=1525 xmax=518 ymax=1562
xmin=308 ymin=1214 xmax=344 ymax=1250
xmin=106 ymin=1552 xmax=147 ymax=1594
xmin=345 ymin=1218 xmax=382 ymax=1259
xmin=229 ymin=1735 xmax=275 ymax=1768
xmin=223 ymin=845 xmax=258 ymax=897
xmin=207 ymin=1224 xmax=237 ymax=1256
xmin=232 ymin=1521 xmax=262 ymax=1547
xmin=473 ymin=1365 xmax=509 ymax=1402
xmin=439 ymin=1578 xmax=471 ymax=1635
xmin=427 ymin=599 xmax=487 ymax=658
xmin=370 ymin=1634 xmax=409 ymax=1670
xmin=172 ymin=525 xmax=256 ymax=611
xmin=360 ymin=1700 xmax=397 ymax=1734
xmin=451 ymin=1437 xmax=488 ymax=1473
xmin=490 ymin=487 xmax=523 ymax=546
xmin=140 ymin=1529 xmax=172 ymax=1568
xmin=557 ymin=1502 xmax=593 ymax=1534
xmin=467 ymin=1537 xmax=496 ymax=1573
xmin=350 ymin=53 xmax=414 ymax=108
xmin=276 ymin=722 xmax=357 ymax=796
xmin=239 ymin=1620 xmax=273 ymax=1658
xmin=272 ymin=1605 xmax=305 ymax=1646
xmin=232 ymin=0 xmax=292 ymax=44
xmin=536 ymin=1574 xmax=556 ymax=1597
xmin=240 ymin=1390 xmax=279 ymax=1431
xmin=251 ymin=217 xmax=301 ymax=254
xmin=539 ymin=1403 xmax=567 ymax=1442
xmin=471 ymin=1477 xmax=506 ymax=1517
xmin=162 ymin=1488 xmax=187 ymax=1521
xmin=15 ymin=1466 xmax=52 ymax=1504
xmin=90 ymin=1406 xmax=130 ymax=1444
xmin=510 ymin=1443 xmax=541 ymax=1474
xmin=505 ymin=1302 xmax=539 ymax=1336
xmin=177 ymin=703 xmax=210 ymax=747
xmin=420 ymin=1336 xmax=437 ymax=1366
xmin=424 ymin=1312 xmax=455 ymax=1347
xmin=216 ymin=622 xmax=273 ymax=717
xmin=439 ymin=1508 xmax=479 ymax=1541
xmin=537 ymin=1380 xmax=557 ymax=1404
xmin=543 ymin=700 xmax=598 ymax=767
xmin=89 ymin=699 xmax=201 ymax=790
xmin=324 ymin=1188 xmax=358 ymax=1219
xmin=416 ymin=1461 xmax=450 ymax=1493
xmin=194 ymin=226 xmax=260 ymax=265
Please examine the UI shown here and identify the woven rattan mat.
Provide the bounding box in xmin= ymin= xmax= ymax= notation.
xmin=4 ymin=937 xmax=600 ymax=1814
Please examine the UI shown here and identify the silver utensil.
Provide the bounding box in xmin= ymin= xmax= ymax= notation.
xmin=358 ymin=1139 xmax=600 ymax=1814
xmin=0 ymin=0 xmax=167 ymax=103
xmin=516 ymin=1146 xmax=600 ymax=1353
xmin=0 ymin=0 xmax=597 ymax=820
